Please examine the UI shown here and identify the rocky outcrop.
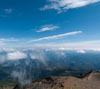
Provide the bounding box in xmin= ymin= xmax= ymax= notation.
xmin=0 ymin=85 xmax=14 ymax=89
xmin=1 ymin=71 xmax=100 ymax=89
xmin=26 ymin=71 xmax=100 ymax=89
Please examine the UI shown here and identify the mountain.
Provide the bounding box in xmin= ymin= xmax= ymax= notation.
xmin=1 ymin=50 xmax=100 ymax=88
xmin=1 ymin=50 xmax=100 ymax=84
xmin=1 ymin=71 xmax=100 ymax=89
xmin=24 ymin=71 xmax=100 ymax=89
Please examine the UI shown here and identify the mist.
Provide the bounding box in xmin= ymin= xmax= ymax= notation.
xmin=0 ymin=47 xmax=100 ymax=85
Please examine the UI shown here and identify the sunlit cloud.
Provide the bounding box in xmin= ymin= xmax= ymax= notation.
xmin=41 ymin=0 xmax=100 ymax=13
xmin=76 ymin=49 xmax=86 ymax=53
xmin=7 ymin=51 xmax=27 ymax=60
xmin=36 ymin=25 xmax=59 ymax=32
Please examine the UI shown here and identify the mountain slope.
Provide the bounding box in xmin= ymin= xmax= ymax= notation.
xmin=0 ymin=71 xmax=100 ymax=89
xmin=26 ymin=71 xmax=100 ymax=89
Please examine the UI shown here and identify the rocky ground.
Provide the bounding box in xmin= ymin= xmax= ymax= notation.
xmin=0 ymin=71 xmax=100 ymax=89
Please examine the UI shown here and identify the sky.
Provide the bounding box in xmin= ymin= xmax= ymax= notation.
xmin=0 ymin=0 xmax=100 ymax=48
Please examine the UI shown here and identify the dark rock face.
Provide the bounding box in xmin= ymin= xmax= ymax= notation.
xmin=13 ymin=84 xmax=24 ymax=89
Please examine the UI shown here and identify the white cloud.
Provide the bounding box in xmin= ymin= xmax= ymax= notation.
xmin=33 ymin=40 xmax=100 ymax=50
xmin=0 ymin=41 xmax=6 ymax=46
xmin=11 ymin=71 xmax=32 ymax=85
xmin=0 ymin=48 xmax=15 ymax=52
xmin=7 ymin=51 xmax=27 ymax=60
xmin=76 ymin=49 xmax=86 ymax=53
xmin=30 ymin=50 xmax=48 ymax=65
xmin=36 ymin=25 xmax=59 ymax=32
xmin=29 ymin=31 xmax=82 ymax=42
xmin=0 ymin=43 xmax=100 ymax=63
xmin=4 ymin=8 xmax=13 ymax=14
xmin=41 ymin=0 xmax=100 ymax=12
xmin=0 ymin=38 xmax=19 ymax=42
xmin=0 ymin=54 xmax=7 ymax=63
xmin=0 ymin=8 xmax=14 ymax=17
xmin=0 ymin=38 xmax=19 ymax=47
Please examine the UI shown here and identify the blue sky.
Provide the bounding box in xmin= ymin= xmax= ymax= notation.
xmin=0 ymin=0 xmax=100 ymax=48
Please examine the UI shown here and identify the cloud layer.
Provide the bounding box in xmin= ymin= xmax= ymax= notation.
xmin=41 ymin=0 xmax=100 ymax=12
xmin=34 ymin=40 xmax=100 ymax=50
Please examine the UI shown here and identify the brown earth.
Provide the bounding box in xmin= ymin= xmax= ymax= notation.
xmin=0 ymin=71 xmax=100 ymax=89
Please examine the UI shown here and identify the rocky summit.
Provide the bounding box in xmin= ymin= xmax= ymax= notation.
xmin=0 ymin=71 xmax=100 ymax=89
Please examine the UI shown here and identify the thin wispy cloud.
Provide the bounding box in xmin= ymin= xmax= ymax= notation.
xmin=0 ymin=8 xmax=13 ymax=17
xmin=0 ymin=15 xmax=7 ymax=17
xmin=41 ymin=0 xmax=100 ymax=13
xmin=4 ymin=8 xmax=13 ymax=14
xmin=0 ymin=38 xmax=19 ymax=42
xmin=0 ymin=38 xmax=19 ymax=46
xmin=29 ymin=31 xmax=82 ymax=42
xmin=36 ymin=25 xmax=59 ymax=32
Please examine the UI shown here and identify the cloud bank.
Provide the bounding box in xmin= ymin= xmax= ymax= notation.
xmin=41 ymin=0 xmax=100 ymax=12
xmin=0 ymin=45 xmax=100 ymax=64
